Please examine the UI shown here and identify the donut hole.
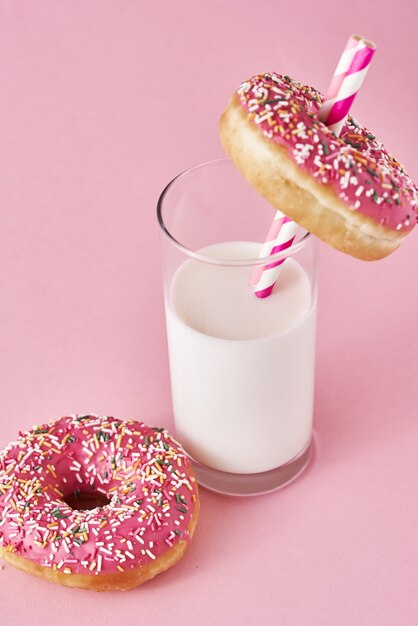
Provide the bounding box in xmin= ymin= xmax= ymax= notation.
xmin=62 ymin=490 xmax=111 ymax=511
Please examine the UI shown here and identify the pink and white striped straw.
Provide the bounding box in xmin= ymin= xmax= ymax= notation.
xmin=251 ymin=34 xmax=376 ymax=299
xmin=248 ymin=209 xmax=296 ymax=298
xmin=318 ymin=34 xmax=376 ymax=135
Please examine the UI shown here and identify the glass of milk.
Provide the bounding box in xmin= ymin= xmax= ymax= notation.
xmin=158 ymin=159 xmax=318 ymax=496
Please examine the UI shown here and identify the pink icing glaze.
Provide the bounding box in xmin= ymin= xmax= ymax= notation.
xmin=0 ymin=415 xmax=198 ymax=576
xmin=238 ymin=73 xmax=418 ymax=233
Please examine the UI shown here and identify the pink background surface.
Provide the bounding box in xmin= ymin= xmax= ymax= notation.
xmin=0 ymin=1 xmax=417 ymax=624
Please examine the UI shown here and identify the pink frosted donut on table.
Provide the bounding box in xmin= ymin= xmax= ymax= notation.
xmin=219 ymin=72 xmax=418 ymax=260
xmin=0 ymin=414 xmax=199 ymax=591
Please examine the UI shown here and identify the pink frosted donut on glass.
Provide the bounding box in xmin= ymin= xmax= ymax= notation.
xmin=220 ymin=73 xmax=418 ymax=260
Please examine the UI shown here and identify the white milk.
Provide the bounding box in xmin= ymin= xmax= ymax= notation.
xmin=165 ymin=241 xmax=317 ymax=474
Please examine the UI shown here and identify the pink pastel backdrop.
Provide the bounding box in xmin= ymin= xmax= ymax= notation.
xmin=0 ymin=1 xmax=417 ymax=624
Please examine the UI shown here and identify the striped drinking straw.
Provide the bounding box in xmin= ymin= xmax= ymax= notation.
xmin=248 ymin=210 xmax=297 ymax=298
xmin=251 ymin=34 xmax=376 ymax=299
xmin=319 ymin=34 xmax=377 ymax=135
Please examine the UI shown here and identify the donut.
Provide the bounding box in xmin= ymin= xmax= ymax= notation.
xmin=219 ymin=72 xmax=418 ymax=260
xmin=0 ymin=415 xmax=199 ymax=591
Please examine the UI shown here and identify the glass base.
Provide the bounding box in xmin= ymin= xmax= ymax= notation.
xmin=188 ymin=438 xmax=314 ymax=497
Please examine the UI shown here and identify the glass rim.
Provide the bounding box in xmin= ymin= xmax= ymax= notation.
xmin=157 ymin=157 xmax=313 ymax=267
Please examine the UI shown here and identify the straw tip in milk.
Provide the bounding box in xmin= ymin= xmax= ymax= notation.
xmin=254 ymin=286 xmax=274 ymax=298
